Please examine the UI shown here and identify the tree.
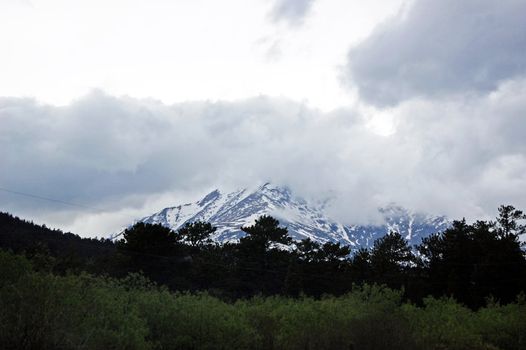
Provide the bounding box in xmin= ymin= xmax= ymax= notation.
xmin=116 ymin=223 xmax=185 ymax=289
xmin=418 ymin=214 xmax=526 ymax=308
xmin=319 ymin=242 xmax=351 ymax=262
xmin=295 ymin=238 xmax=321 ymax=262
xmin=236 ymin=216 xmax=292 ymax=295
xmin=495 ymin=205 xmax=526 ymax=239
xmin=371 ymin=232 xmax=414 ymax=272
xmin=239 ymin=215 xmax=292 ymax=253
xmin=350 ymin=248 xmax=371 ymax=284
xmin=118 ymin=222 xmax=179 ymax=256
xmin=177 ymin=221 xmax=216 ymax=248
xmin=370 ymin=231 xmax=414 ymax=287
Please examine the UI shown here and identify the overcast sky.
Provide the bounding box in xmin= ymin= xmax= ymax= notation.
xmin=1 ymin=0 xmax=525 ymax=237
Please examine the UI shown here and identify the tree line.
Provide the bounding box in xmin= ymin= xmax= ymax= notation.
xmin=1 ymin=205 xmax=525 ymax=308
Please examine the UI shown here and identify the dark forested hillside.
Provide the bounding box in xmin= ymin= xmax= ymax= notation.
xmin=0 ymin=212 xmax=116 ymax=273
xmin=0 ymin=212 xmax=115 ymax=256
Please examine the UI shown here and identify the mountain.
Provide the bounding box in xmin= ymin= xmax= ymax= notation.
xmin=126 ymin=184 xmax=450 ymax=249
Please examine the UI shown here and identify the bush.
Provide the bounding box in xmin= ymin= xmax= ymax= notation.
xmin=476 ymin=294 xmax=526 ymax=350
xmin=237 ymin=286 xmax=417 ymax=350
xmin=0 ymin=272 xmax=151 ymax=349
xmin=133 ymin=291 xmax=256 ymax=349
xmin=0 ymin=250 xmax=32 ymax=288
xmin=403 ymin=297 xmax=489 ymax=350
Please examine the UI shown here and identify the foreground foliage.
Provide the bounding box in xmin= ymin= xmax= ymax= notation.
xmin=1 ymin=250 xmax=525 ymax=350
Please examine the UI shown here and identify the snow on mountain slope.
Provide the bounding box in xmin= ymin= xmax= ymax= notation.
xmin=125 ymin=183 xmax=450 ymax=249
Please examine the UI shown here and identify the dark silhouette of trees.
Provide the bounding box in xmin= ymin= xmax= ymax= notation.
xmin=417 ymin=206 xmax=526 ymax=308
xmin=295 ymin=238 xmax=320 ymax=261
xmin=0 ymin=212 xmax=116 ymax=275
xmin=496 ymin=205 xmax=526 ymax=238
xmin=370 ymin=231 xmax=414 ymax=289
xmin=235 ymin=216 xmax=293 ymax=295
xmin=320 ymin=242 xmax=351 ymax=262
xmin=177 ymin=220 xmax=216 ymax=248
xmin=117 ymin=222 xmax=184 ymax=288
xmin=1 ymin=206 xmax=525 ymax=307
xmin=239 ymin=215 xmax=292 ymax=252
xmin=118 ymin=222 xmax=179 ymax=256
xmin=349 ymin=248 xmax=371 ymax=284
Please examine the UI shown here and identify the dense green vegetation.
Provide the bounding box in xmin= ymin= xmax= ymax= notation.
xmin=1 ymin=250 xmax=525 ymax=350
xmin=1 ymin=206 xmax=525 ymax=349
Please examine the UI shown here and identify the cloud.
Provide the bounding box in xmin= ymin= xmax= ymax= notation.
xmin=0 ymin=91 xmax=363 ymax=233
xmin=344 ymin=0 xmax=526 ymax=106
xmin=1 ymin=82 xmax=526 ymax=236
xmin=386 ymin=78 xmax=526 ymax=215
xmin=269 ymin=0 xmax=316 ymax=26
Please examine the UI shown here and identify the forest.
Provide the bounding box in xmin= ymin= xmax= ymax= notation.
xmin=0 ymin=205 xmax=525 ymax=349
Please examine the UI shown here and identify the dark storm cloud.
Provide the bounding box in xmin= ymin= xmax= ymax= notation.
xmin=0 ymin=91 xmax=348 ymax=216
xmin=269 ymin=0 xmax=316 ymax=26
xmin=344 ymin=0 xmax=526 ymax=106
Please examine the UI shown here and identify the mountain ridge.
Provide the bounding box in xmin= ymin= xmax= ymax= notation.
xmin=120 ymin=184 xmax=450 ymax=249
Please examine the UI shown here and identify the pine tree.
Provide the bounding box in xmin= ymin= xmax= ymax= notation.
xmin=118 ymin=222 xmax=179 ymax=256
xmin=370 ymin=231 xmax=414 ymax=288
xmin=177 ymin=221 xmax=216 ymax=248
xmin=239 ymin=215 xmax=291 ymax=252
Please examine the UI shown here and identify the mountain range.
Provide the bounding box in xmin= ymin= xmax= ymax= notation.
xmin=121 ymin=184 xmax=450 ymax=249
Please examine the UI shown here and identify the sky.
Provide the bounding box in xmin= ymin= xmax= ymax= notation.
xmin=1 ymin=0 xmax=526 ymax=237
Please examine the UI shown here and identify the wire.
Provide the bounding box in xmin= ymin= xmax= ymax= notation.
xmin=0 ymin=186 xmax=106 ymax=212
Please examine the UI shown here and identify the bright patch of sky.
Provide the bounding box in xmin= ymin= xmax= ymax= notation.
xmin=0 ymin=0 xmax=406 ymax=111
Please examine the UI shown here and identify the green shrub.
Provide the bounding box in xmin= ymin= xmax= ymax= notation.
xmin=0 ymin=272 xmax=151 ymax=349
xmin=403 ymin=296 xmax=489 ymax=350
xmin=133 ymin=291 xmax=256 ymax=349
xmin=236 ymin=286 xmax=417 ymax=350
xmin=476 ymin=294 xmax=526 ymax=350
xmin=0 ymin=249 xmax=32 ymax=287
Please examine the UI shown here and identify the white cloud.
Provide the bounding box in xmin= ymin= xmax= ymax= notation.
xmin=2 ymin=83 xmax=526 ymax=236
xmin=0 ymin=0 xmax=407 ymax=112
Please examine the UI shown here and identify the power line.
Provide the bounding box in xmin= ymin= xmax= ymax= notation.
xmin=0 ymin=186 xmax=105 ymax=212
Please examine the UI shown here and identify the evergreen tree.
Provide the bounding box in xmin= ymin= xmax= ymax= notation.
xmin=370 ymin=231 xmax=414 ymax=288
xmin=319 ymin=242 xmax=351 ymax=262
xmin=177 ymin=221 xmax=216 ymax=248
xmin=118 ymin=222 xmax=179 ymax=256
xmin=237 ymin=216 xmax=292 ymax=295
xmin=239 ymin=215 xmax=292 ymax=252
xmin=495 ymin=205 xmax=526 ymax=239
xmin=295 ymin=238 xmax=321 ymax=262
xmin=350 ymin=248 xmax=371 ymax=284
xmin=418 ymin=213 xmax=526 ymax=308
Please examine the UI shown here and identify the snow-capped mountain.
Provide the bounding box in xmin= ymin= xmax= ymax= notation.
xmin=126 ymin=184 xmax=450 ymax=249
